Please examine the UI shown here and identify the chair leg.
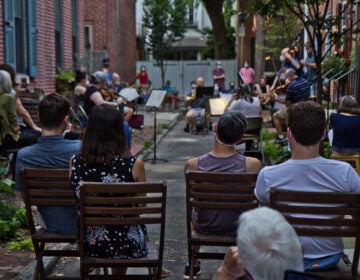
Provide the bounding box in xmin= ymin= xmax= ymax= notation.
xmin=34 ymin=241 xmax=45 ymax=280
xmin=189 ymin=247 xmax=195 ymax=280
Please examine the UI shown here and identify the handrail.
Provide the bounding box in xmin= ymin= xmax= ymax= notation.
xmin=335 ymin=68 xmax=356 ymax=81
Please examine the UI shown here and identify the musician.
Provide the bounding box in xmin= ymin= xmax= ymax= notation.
xmin=272 ymin=68 xmax=310 ymax=145
xmin=300 ymin=41 xmax=317 ymax=91
xmin=82 ymin=71 xmax=119 ymax=116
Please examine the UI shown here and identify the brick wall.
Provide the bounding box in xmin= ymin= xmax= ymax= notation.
xmin=62 ymin=0 xmax=73 ymax=71
xmin=77 ymin=0 xmax=86 ymax=63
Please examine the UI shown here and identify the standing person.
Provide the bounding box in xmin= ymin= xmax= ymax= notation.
xmin=330 ymin=95 xmax=360 ymax=154
xmin=102 ymin=56 xmax=112 ymax=89
xmin=70 ymin=104 xmax=147 ymax=275
xmin=272 ymin=68 xmax=310 ymax=144
xmin=255 ymin=101 xmax=360 ymax=272
xmin=300 ymin=41 xmax=317 ymax=94
xmin=213 ymin=207 xmax=304 ymax=280
xmin=184 ymin=111 xmax=262 ymax=279
xmin=213 ymin=61 xmax=226 ymax=92
xmin=15 ymin=93 xmax=80 ymax=234
xmin=82 ymin=71 xmax=118 ymax=116
xmin=239 ymin=61 xmax=255 ymax=89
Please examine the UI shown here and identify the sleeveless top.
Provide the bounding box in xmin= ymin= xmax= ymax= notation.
xmin=70 ymin=155 xmax=148 ymax=259
xmin=193 ymin=153 xmax=247 ymax=236
xmin=83 ymin=85 xmax=99 ymax=116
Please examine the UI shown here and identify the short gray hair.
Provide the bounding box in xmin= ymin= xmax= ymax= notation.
xmin=237 ymin=207 xmax=303 ymax=279
xmin=0 ymin=70 xmax=12 ymax=94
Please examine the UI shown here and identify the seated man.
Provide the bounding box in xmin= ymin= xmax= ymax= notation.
xmin=185 ymin=76 xmax=210 ymax=133
xmin=184 ymin=111 xmax=262 ymax=279
xmin=213 ymin=207 xmax=304 ymax=280
xmin=15 ymin=93 xmax=81 ymax=235
xmin=255 ymin=101 xmax=360 ymax=272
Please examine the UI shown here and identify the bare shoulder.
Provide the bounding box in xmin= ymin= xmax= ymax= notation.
xmin=245 ymin=156 xmax=262 ymax=173
xmin=184 ymin=157 xmax=198 ymax=173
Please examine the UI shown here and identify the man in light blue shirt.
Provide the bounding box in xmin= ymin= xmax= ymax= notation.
xmin=15 ymin=93 xmax=80 ymax=235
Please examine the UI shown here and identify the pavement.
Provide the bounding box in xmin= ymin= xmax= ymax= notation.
xmin=15 ymin=105 xmax=225 ymax=279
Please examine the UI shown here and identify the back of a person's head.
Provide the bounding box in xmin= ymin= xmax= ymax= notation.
xmin=39 ymin=93 xmax=70 ymax=130
xmin=285 ymin=68 xmax=297 ymax=78
xmin=338 ymin=95 xmax=360 ymax=115
xmin=287 ymin=101 xmax=325 ymax=146
xmin=0 ymin=64 xmax=16 ymax=86
xmin=196 ymin=77 xmax=204 ymax=87
xmin=237 ymin=207 xmax=303 ymax=280
xmin=81 ymin=104 xmax=128 ymax=166
xmin=75 ymin=69 xmax=87 ymax=84
xmin=217 ymin=111 xmax=247 ymax=145
xmin=0 ymin=70 xmax=12 ymax=94
xmin=90 ymin=71 xmax=107 ymax=85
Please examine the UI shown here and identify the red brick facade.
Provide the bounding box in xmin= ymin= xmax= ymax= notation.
xmin=0 ymin=0 xmax=135 ymax=94
xmin=84 ymin=0 xmax=136 ymax=83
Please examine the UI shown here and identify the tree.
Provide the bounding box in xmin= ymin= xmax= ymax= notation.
xmin=143 ymin=0 xmax=188 ymax=87
xmin=249 ymin=0 xmax=359 ymax=103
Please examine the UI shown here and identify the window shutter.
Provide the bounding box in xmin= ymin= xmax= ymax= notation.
xmin=3 ymin=0 xmax=16 ymax=69
xmin=27 ymin=0 xmax=38 ymax=76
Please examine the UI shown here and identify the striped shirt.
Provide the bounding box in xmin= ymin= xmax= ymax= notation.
xmin=286 ymin=77 xmax=310 ymax=104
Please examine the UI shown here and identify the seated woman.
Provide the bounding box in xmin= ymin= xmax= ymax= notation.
xmin=70 ymin=104 xmax=146 ymax=273
xmin=70 ymin=104 xmax=169 ymax=277
xmin=330 ymin=95 xmax=360 ymax=154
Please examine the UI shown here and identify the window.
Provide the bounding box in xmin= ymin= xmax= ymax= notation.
xmin=4 ymin=0 xmax=38 ymax=76
xmin=55 ymin=0 xmax=62 ymax=70
xmin=72 ymin=0 xmax=78 ymax=69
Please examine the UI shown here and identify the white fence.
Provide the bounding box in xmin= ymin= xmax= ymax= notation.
xmin=136 ymin=60 xmax=238 ymax=97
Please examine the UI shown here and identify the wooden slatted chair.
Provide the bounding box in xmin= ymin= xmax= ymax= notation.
xmin=21 ymin=168 xmax=79 ymax=280
xmin=330 ymin=153 xmax=360 ymax=176
xmin=185 ymin=170 xmax=258 ymax=280
xmin=270 ymin=189 xmax=360 ymax=280
xmin=79 ymin=181 xmax=167 ymax=279
xmin=242 ymin=117 xmax=263 ymax=150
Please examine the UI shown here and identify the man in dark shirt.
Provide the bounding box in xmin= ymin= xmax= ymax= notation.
xmin=272 ymin=68 xmax=310 ymax=144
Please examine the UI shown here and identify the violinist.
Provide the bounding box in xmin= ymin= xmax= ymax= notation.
xmin=82 ymin=71 xmax=119 ymax=117
xmin=272 ymin=68 xmax=310 ymax=145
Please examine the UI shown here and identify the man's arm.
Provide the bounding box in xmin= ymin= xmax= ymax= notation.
xmin=213 ymin=246 xmax=247 ymax=280
xmin=254 ymin=169 xmax=269 ymax=205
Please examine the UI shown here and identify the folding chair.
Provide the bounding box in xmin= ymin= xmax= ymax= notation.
xmin=185 ymin=170 xmax=258 ymax=280
xmin=21 ymin=168 xmax=79 ymax=280
xmin=79 ymin=181 xmax=167 ymax=279
xmin=270 ymin=189 xmax=360 ymax=280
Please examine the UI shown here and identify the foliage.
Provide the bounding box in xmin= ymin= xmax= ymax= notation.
xmin=55 ymin=70 xmax=75 ymax=93
xmin=143 ymin=0 xmax=188 ymax=87
xmin=322 ymin=141 xmax=332 ymax=159
xmin=0 ymin=178 xmax=27 ymax=240
xmin=144 ymin=141 xmax=153 ymax=150
xmin=248 ymin=0 xmax=359 ymax=103
xmin=7 ymin=237 xmax=34 ymax=251
xmin=201 ymin=25 xmax=236 ymax=59
xmin=261 ymin=129 xmax=291 ymax=165
xmin=321 ymin=52 xmax=348 ymax=77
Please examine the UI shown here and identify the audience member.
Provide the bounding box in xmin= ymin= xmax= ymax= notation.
xmin=255 ymin=101 xmax=360 ymax=272
xmin=133 ymin=65 xmax=150 ymax=103
xmin=239 ymin=61 xmax=255 ymax=88
xmin=0 ymin=64 xmax=41 ymax=149
xmin=225 ymin=84 xmax=262 ymax=118
xmin=82 ymin=71 xmax=118 ymax=116
xmin=184 ymin=111 xmax=262 ymax=279
xmin=102 ymin=56 xmax=112 ymax=89
xmin=162 ymin=80 xmax=179 ymax=111
xmin=213 ymin=61 xmax=226 ymax=92
xmin=330 ymin=95 xmax=360 ymax=154
xmin=70 ymin=104 xmax=149 ymax=275
xmin=213 ymin=207 xmax=304 ymax=280
xmin=184 ymin=80 xmax=197 ymax=107
xmin=15 ymin=93 xmax=80 ymax=234
xmin=254 ymin=76 xmax=270 ymax=104
xmin=272 ymin=68 xmax=310 ymax=145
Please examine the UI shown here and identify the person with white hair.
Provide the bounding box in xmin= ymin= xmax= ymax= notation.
xmin=0 ymin=70 xmax=21 ymax=150
xmin=213 ymin=207 xmax=304 ymax=280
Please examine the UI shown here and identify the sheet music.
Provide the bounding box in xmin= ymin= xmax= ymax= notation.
xmin=119 ymin=88 xmax=139 ymax=102
xmin=209 ymin=98 xmax=231 ymax=116
xmin=145 ymin=90 xmax=167 ymax=108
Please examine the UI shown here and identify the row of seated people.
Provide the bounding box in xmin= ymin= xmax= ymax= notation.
xmin=13 ymin=93 xmax=360 ymax=278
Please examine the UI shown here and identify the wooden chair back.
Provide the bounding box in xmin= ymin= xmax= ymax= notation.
xmin=79 ymin=181 xmax=167 ymax=279
xmin=185 ymin=170 xmax=258 ymax=280
xmin=330 ymin=153 xmax=360 ymax=175
xmin=270 ymin=189 xmax=360 ymax=280
xmin=21 ymin=168 xmax=79 ymax=280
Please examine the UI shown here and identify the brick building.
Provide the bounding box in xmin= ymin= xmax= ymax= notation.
xmin=0 ymin=0 xmax=135 ymax=94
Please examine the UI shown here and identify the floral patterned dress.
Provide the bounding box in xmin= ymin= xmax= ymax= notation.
xmin=70 ymin=155 xmax=148 ymax=259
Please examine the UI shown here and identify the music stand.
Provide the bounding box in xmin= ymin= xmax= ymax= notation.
xmin=144 ymin=90 xmax=168 ymax=164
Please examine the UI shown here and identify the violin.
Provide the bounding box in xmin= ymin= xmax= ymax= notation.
xmin=100 ymin=88 xmax=120 ymax=101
